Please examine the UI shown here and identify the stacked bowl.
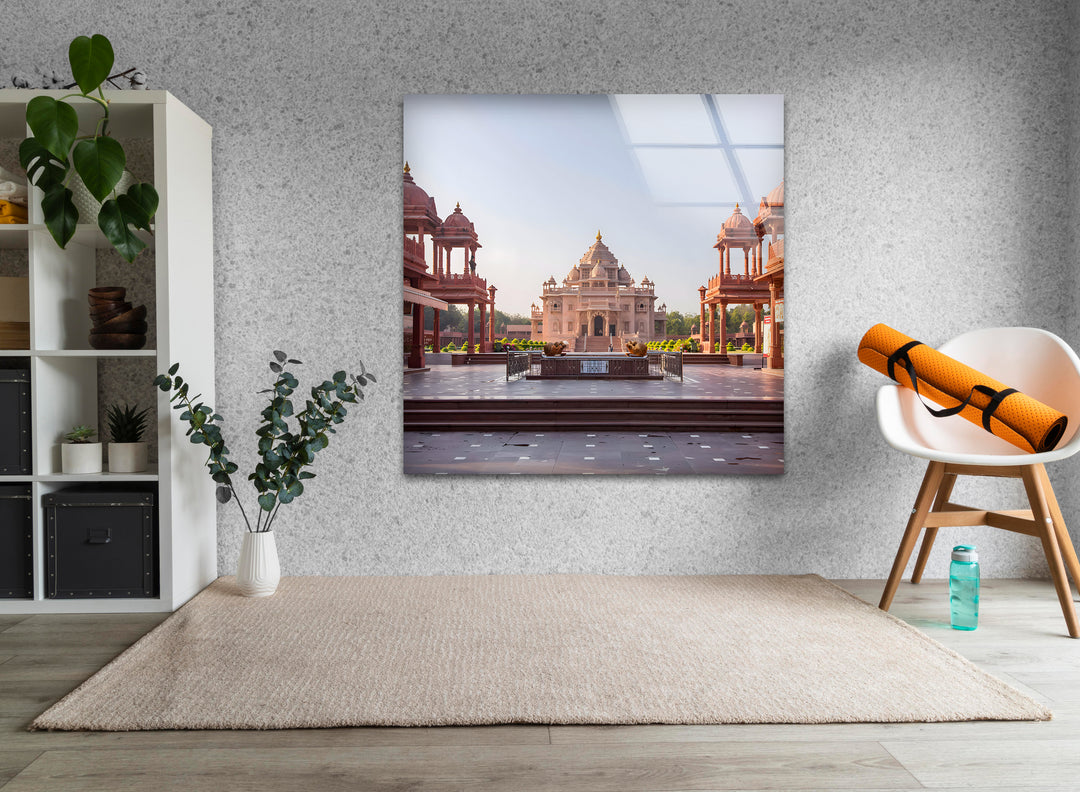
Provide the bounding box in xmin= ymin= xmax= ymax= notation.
xmin=88 ymin=287 xmax=147 ymax=350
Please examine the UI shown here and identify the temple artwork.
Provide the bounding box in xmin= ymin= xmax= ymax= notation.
xmin=403 ymin=94 xmax=784 ymax=475
xmin=531 ymin=232 xmax=666 ymax=352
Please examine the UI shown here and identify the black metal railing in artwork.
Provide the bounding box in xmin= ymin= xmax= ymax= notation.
xmin=507 ymin=350 xmax=531 ymax=382
xmin=659 ymin=351 xmax=683 ymax=382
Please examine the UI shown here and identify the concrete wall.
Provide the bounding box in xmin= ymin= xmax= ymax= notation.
xmin=3 ymin=0 xmax=1075 ymax=579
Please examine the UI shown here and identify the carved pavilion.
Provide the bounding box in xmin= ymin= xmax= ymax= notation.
xmin=403 ymin=164 xmax=496 ymax=367
xmin=700 ymin=181 xmax=785 ymax=368
xmin=531 ymin=233 xmax=666 ymax=352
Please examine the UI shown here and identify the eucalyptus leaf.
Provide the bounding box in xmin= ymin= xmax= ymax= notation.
xmin=68 ymin=34 xmax=115 ymax=94
xmin=25 ymin=96 xmax=78 ymax=160
xmin=72 ymin=136 xmax=125 ymax=202
xmin=215 ymin=485 xmax=233 ymax=504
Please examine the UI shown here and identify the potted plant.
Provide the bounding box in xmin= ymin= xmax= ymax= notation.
xmin=19 ymin=34 xmax=158 ymax=262
xmin=106 ymin=402 xmax=151 ymax=473
xmin=61 ymin=425 xmax=101 ymax=474
xmin=155 ymin=351 xmax=375 ymax=597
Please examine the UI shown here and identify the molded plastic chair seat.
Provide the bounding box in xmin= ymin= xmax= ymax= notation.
xmin=875 ymin=327 xmax=1080 ymax=637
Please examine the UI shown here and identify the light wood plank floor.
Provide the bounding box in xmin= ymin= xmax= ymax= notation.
xmin=0 ymin=578 xmax=1077 ymax=791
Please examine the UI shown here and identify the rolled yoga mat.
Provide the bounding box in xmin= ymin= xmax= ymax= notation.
xmin=858 ymin=323 xmax=1068 ymax=454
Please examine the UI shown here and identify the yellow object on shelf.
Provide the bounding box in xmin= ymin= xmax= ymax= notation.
xmin=0 ymin=199 xmax=27 ymax=220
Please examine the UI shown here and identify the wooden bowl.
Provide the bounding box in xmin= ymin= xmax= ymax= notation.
xmin=92 ymin=305 xmax=147 ymax=331
xmin=89 ymin=303 xmax=132 ymax=324
xmin=88 ymin=287 xmax=126 ymax=301
xmin=91 ymin=320 xmax=148 ymax=335
xmin=88 ymin=333 xmax=146 ymax=350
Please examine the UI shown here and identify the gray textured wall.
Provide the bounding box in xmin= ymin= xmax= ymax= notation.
xmin=4 ymin=0 xmax=1076 ymax=579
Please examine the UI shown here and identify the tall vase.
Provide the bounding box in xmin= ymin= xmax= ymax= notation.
xmin=237 ymin=531 xmax=280 ymax=597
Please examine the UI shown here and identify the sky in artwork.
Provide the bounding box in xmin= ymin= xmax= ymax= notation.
xmin=403 ymin=94 xmax=783 ymax=316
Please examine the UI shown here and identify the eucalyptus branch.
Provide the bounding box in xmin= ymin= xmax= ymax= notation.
xmin=157 ymin=351 xmax=374 ymax=537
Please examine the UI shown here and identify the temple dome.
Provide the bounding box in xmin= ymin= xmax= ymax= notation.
xmin=589 ymin=262 xmax=606 ymax=279
xmin=617 ymin=265 xmax=631 ymax=283
xmin=442 ymin=202 xmax=474 ymax=230
xmin=403 ymin=163 xmax=438 ymax=216
xmin=723 ymin=203 xmax=753 ymax=231
xmin=765 ymin=181 xmax=784 ymax=206
xmin=568 ymin=265 xmax=581 ymax=280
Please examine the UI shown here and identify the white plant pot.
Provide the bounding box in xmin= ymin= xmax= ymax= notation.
xmin=237 ymin=531 xmax=280 ymax=597
xmin=108 ymin=442 xmax=148 ymax=473
xmin=61 ymin=442 xmax=102 ymax=474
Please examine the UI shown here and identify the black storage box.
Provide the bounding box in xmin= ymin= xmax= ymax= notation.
xmin=43 ymin=486 xmax=157 ymax=598
xmin=0 ymin=483 xmax=32 ymax=598
xmin=0 ymin=368 xmax=31 ymax=475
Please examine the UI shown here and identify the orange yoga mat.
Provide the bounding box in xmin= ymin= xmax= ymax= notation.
xmin=858 ymin=323 xmax=1068 ymax=453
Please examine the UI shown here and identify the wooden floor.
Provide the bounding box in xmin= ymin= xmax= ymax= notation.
xmin=0 ymin=578 xmax=1077 ymax=791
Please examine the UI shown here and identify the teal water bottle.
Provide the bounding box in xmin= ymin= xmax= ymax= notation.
xmin=949 ymin=545 xmax=980 ymax=630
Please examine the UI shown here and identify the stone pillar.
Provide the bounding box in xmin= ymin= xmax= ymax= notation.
xmin=707 ymin=304 xmax=716 ymax=354
xmin=408 ymin=300 xmax=424 ymax=369
xmin=698 ymin=286 xmax=707 ymax=348
xmin=744 ymin=247 xmax=751 ymax=276
xmin=467 ymin=301 xmax=475 ymax=353
xmin=432 ymin=308 xmax=441 ymax=351
xmin=478 ymin=303 xmax=488 ymax=353
xmin=488 ymin=285 xmax=497 ymax=348
xmin=768 ymin=282 xmax=781 ymax=369
xmin=718 ymin=301 xmax=728 ymax=353
xmin=754 ymin=303 xmax=763 ymax=353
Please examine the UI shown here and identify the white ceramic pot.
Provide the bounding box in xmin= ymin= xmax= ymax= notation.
xmin=237 ymin=531 xmax=280 ymax=597
xmin=70 ymin=170 xmax=135 ymax=223
xmin=108 ymin=442 xmax=148 ymax=473
xmin=61 ymin=442 xmax=102 ymax=474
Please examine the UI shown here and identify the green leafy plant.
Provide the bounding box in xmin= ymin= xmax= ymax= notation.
xmin=106 ymin=402 xmax=151 ymax=443
xmin=19 ymin=34 xmax=158 ymax=262
xmin=64 ymin=425 xmax=96 ymax=444
xmin=155 ymin=351 xmax=376 ymax=533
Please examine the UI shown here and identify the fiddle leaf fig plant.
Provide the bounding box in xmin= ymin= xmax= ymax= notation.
xmin=18 ymin=33 xmax=159 ymax=262
xmin=155 ymin=351 xmax=376 ymax=533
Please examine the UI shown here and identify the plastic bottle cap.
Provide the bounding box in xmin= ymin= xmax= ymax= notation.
xmin=952 ymin=544 xmax=978 ymax=563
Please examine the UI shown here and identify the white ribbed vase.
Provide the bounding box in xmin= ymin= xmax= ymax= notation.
xmin=237 ymin=531 xmax=280 ymax=597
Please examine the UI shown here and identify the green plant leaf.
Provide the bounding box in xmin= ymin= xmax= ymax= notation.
xmin=72 ymin=137 xmax=125 ymax=202
xmin=117 ymin=183 xmax=158 ymax=230
xmin=168 ymin=363 xmax=180 ymax=376
xmin=19 ymin=137 xmax=68 ymax=190
xmin=41 ymin=184 xmax=77 ymax=248
xmin=97 ymin=198 xmax=147 ymax=263
xmin=68 ymin=34 xmax=114 ymax=94
xmin=25 ymin=96 xmax=78 ymax=160
xmin=258 ymin=492 xmax=276 ymax=512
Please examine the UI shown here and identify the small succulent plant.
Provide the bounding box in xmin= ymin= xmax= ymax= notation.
xmin=106 ymin=403 xmax=151 ymax=443
xmin=64 ymin=425 xmax=97 ymax=444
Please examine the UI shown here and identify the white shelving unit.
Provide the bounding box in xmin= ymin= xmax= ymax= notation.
xmin=0 ymin=89 xmax=216 ymax=613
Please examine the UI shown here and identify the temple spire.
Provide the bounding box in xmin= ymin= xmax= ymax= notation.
xmin=403 ymin=161 xmax=411 ymax=174
xmin=596 ymin=230 xmax=602 ymax=241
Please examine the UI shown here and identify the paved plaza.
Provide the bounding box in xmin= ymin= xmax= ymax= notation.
xmin=403 ymin=361 xmax=784 ymax=475
xmin=404 ymin=358 xmax=783 ymax=402
xmin=404 ymin=429 xmax=784 ymax=475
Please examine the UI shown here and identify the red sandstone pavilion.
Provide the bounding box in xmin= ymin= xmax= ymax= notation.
xmin=699 ymin=181 xmax=785 ymax=369
xmin=403 ymin=164 xmax=497 ymax=369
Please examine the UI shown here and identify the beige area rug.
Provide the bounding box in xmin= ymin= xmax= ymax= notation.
xmin=33 ymin=574 xmax=1049 ymax=730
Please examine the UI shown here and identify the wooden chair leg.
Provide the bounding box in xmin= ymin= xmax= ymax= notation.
xmin=1021 ymin=466 xmax=1080 ymax=638
xmin=911 ymin=472 xmax=957 ymax=584
xmin=1036 ymin=464 xmax=1080 ymax=594
xmin=880 ymin=461 xmax=946 ymax=611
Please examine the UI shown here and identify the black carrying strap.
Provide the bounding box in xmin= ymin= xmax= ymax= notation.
xmin=887 ymin=341 xmax=1018 ymax=431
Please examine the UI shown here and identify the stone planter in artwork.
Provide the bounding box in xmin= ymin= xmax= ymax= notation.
xmin=237 ymin=531 xmax=280 ymax=597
